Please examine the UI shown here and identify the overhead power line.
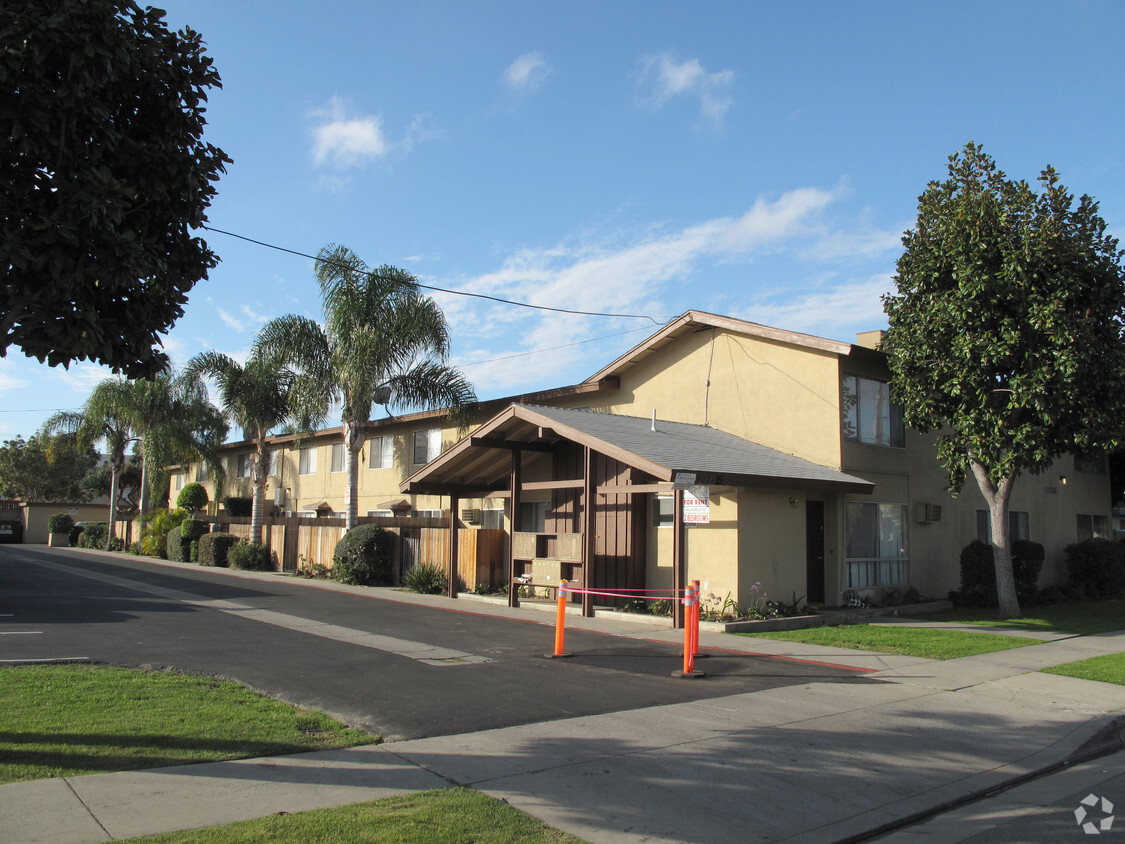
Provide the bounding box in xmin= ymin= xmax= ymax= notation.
xmin=201 ymin=225 xmax=672 ymax=324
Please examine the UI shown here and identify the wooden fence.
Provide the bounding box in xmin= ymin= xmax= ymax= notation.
xmin=208 ymin=515 xmax=507 ymax=589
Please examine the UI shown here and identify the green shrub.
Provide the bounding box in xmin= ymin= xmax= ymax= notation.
xmin=223 ymin=496 xmax=253 ymax=517
xmin=402 ymin=562 xmax=447 ymax=595
xmin=1066 ymin=540 xmax=1125 ymax=599
xmin=176 ymin=482 xmax=209 ymax=514
xmin=141 ymin=508 xmax=186 ymax=558
xmin=78 ymin=523 xmax=108 ymax=549
xmin=332 ymin=524 xmax=394 ymax=586
xmin=228 ymin=541 xmax=274 ymax=571
xmin=166 ymin=526 xmax=186 ymax=562
xmin=47 ymin=512 xmax=74 ymax=534
xmin=959 ymin=539 xmax=1046 ymax=607
xmin=198 ymin=532 xmax=237 ymax=567
xmin=179 ymin=518 xmax=210 ymax=541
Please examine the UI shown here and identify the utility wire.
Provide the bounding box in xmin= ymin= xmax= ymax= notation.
xmin=201 ymin=225 xmax=672 ymax=324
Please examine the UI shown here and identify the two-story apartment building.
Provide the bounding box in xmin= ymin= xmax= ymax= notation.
xmin=169 ymin=311 xmax=1110 ymax=610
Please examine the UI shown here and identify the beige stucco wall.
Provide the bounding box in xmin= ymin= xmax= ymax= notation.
xmin=21 ymin=503 xmax=112 ymax=544
xmin=574 ymin=328 xmax=844 ymax=468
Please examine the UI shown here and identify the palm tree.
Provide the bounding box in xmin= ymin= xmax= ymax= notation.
xmin=183 ymin=350 xmax=297 ymax=544
xmin=131 ymin=369 xmax=228 ymax=521
xmin=255 ymin=243 xmax=476 ymax=530
xmin=42 ymin=378 xmax=139 ymax=549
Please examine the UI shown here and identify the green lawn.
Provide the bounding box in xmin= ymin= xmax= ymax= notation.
xmin=916 ymin=600 xmax=1125 ymax=636
xmin=741 ymin=624 xmax=1037 ymax=660
xmin=122 ymin=787 xmax=584 ymax=843
xmin=1042 ymin=653 xmax=1125 ymax=686
xmin=0 ymin=664 xmax=376 ymax=784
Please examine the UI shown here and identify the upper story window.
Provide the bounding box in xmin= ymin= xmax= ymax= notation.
xmin=298 ymin=446 xmax=318 ymax=476
xmin=413 ymin=428 xmax=441 ymax=465
xmin=330 ymin=442 xmax=345 ymax=473
xmin=236 ymin=453 xmax=252 ymax=478
xmin=842 ymin=374 xmax=905 ymax=448
xmin=196 ymin=462 xmax=208 ymax=483
xmin=173 ymin=473 xmax=185 ymax=491
xmin=368 ymin=435 xmax=393 ymax=469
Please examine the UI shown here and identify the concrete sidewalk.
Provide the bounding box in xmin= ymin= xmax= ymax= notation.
xmin=2 ymin=605 xmax=1123 ymax=843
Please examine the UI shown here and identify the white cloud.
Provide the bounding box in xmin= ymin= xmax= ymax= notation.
xmin=217 ymin=308 xmax=244 ymax=332
xmin=638 ymin=51 xmax=735 ymax=126
xmin=310 ymin=96 xmax=388 ymax=169
xmin=503 ymin=52 xmax=551 ymax=91
xmin=0 ymin=359 xmax=27 ymax=394
xmin=735 ymin=274 xmax=895 ymax=339
xmin=49 ymin=363 xmax=114 ymax=394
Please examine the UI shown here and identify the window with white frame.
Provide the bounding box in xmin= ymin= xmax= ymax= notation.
xmin=413 ymin=428 xmax=441 ymax=465
xmin=330 ymin=442 xmax=345 ymax=473
xmin=1077 ymin=514 xmax=1109 ymax=542
xmin=173 ymin=473 xmax=185 ymax=491
xmin=842 ymin=374 xmax=905 ymax=448
xmin=236 ymin=453 xmax=252 ymax=478
xmin=975 ymin=510 xmax=1030 ymax=543
xmin=366 ymin=509 xmax=393 ymax=518
xmin=196 ymin=462 xmax=208 ymax=483
xmin=480 ymin=508 xmax=505 ymax=529
xmin=298 ymin=446 xmax=318 ymax=475
xmin=845 ymin=502 xmax=908 ymax=588
xmin=368 ymin=435 xmax=393 ymax=469
xmin=652 ymin=494 xmax=674 ymax=527
xmin=415 ymin=508 xmax=444 ymax=519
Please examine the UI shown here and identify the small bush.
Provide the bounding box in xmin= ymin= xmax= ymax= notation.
xmin=332 ymin=524 xmax=394 ymax=586
xmin=959 ymin=539 xmax=1045 ymax=607
xmin=402 ymin=562 xmax=447 ymax=595
xmin=179 ymin=518 xmax=210 ymax=541
xmin=47 ymin=512 xmax=74 ymax=534
xmin=78 ymin=523 xmax=109 ymax=549
xmin=176 ymin=482 xmax=209 ymax=514
xmin=198 ymin=532 xmax=238 ymax=567
xmin=142 ymin=508 xmax=186 ymax=558
xmin=228 ymin=541 xmax=274 ymax=571
xmin=1066 ymin=540 xmax=1125 ymax=599
xmin=223 ymin=496 xmax=253 ymax=517
xmin=166 ymin=526 xmax=186 ymax=562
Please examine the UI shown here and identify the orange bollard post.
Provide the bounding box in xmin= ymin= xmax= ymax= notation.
xmin=674 ymin=585 xmax=706 ymax=679
xmin=691 ymin=579 xmax=701 ymax=657
xmin=548 ymin=580 xmax=573 ymax=658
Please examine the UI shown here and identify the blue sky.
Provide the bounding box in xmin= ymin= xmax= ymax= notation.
xmin=3 ymin=0 xmax=1124 ymax=441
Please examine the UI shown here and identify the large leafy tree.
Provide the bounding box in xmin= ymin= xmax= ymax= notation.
xmin=255 ymin=244 xmax=476 ymax=530
xmin=882 ymin=142 xmax=1125 ymax=617
xmin=184 ymin=350 xmax=298 ymax=544
xmin=0 ymin=433 xmax=100 ymax=502
xmin=1 ymin=0 xmax=230 ymax=377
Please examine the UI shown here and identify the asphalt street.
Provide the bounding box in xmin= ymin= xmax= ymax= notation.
xmin=0 ymin=546 xmax=870 ymax=741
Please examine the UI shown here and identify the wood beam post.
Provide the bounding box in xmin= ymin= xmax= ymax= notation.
xmin=673 ymin=488 xmax=685 ymax=628
xmin=581 ymin=446 xmax=595 ymax=618
xmin=508 ymin=448 xmax=521 ymax=608
xmin=447 ymin=490 xmax=459 ymax=599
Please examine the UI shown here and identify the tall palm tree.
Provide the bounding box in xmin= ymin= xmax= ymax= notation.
xmin=255 ymin=243 xmax=476 ymax=530
xmin=42 ymin=378 xmax=139 ymax=549
xmin=184 ymin=350 xmax=297 ymax=544
xmin=131 ymin=369 xmax=228 ymax=521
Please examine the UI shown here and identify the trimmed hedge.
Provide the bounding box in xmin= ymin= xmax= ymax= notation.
xmin=179 ymin=518 xmax=209 ymax=541
xmin=332 ymin=524 xmax=394 ymax=586
xmin=228 ymin=541 xmax=273 ymax=571
xmin=958 ymin=539 xmax=1045 ymax=607
xmin=166 ymin=526 xmax=186 ymax=562
xmin=1066 ymin=540 xmax=1125 ymax=599
xmin=78 ymin=523 xmax=108 ymax=549
xmin=198 ymin=532 xmax=237 ymax=567
xmin=223 ymin=496 xmax=253 ymax=517
xmin=176 ymin=482 xmax=209 ymax=514
xmin=47 ymin=512 xmax=74 ymax=534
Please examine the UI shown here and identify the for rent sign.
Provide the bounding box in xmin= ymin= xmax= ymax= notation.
xmin=683 ymin=486 xmax=710 ymax=524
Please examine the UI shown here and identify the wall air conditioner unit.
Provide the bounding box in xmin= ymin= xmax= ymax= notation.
xmin=461 ymin=508 xmax=481 ymax=524
xmin=914 ymin=503 xmax=942 ymax=524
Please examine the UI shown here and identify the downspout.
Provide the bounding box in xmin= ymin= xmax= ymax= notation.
xmin=703 ymin=328 xmax=717 ymax=427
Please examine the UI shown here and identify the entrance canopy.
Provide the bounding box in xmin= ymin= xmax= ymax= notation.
xmin=401 ymin=403 xmax=872 ymax=496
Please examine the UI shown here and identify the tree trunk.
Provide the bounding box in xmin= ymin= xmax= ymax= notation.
xmin=969 ymin=459 xmax=1020 ymax=617
xmin=250 ymin=445 xmax=267 ymax=545
xmin=106 ymin=457 xmax=122 ymax=551
xmin=343 ymin=418 xmax=363 ymax=532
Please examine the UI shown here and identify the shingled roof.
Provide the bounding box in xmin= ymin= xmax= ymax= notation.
xmin=401 ymin=403 xmax=873 ymax=495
